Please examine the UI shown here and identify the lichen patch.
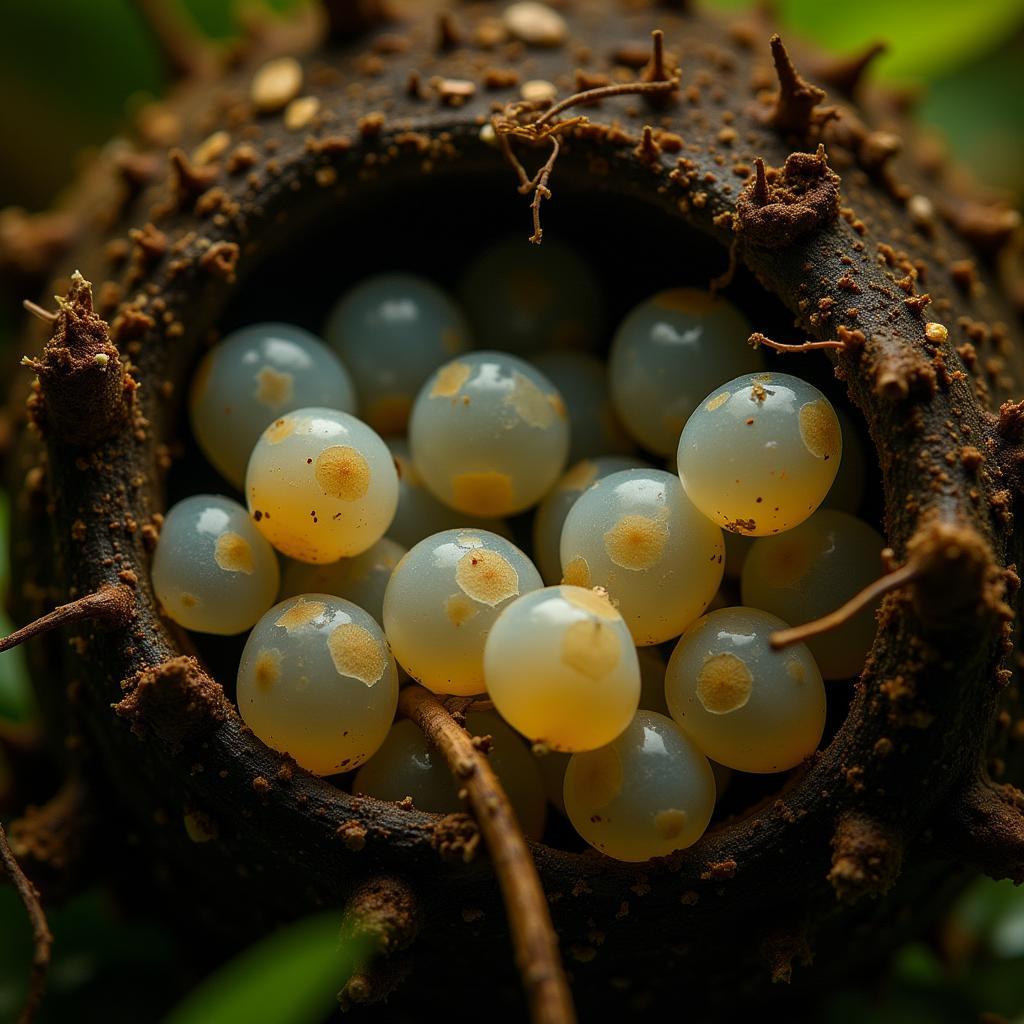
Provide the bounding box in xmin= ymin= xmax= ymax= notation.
xmin=253 ymin=648 xmax=282 ymax=690
xmin=504 ymin=372 xmax=555 ymax=428
xmin=328 ymin=622 xmax=387 ymax=686
xmin=452 ymin=471 xmax=514 ymax=515
xmin=562 ymin=585 xmax=618 ymax=620
xmin=431 ymin=361 xmax=471 ymax=398
xmin=276 ymin=598 xmax=326 ymax=632
xmin=697 ymin=653 xmax=753 ymax=714
xmin=604 ymin=514 xmax=668 ymax=570
xmin=255 ymin=366 xmax=294 ymax=407
xmin=799 ymin=400 xmax=840 ymax=460
xmin=561 ymin=557 xmax=592 ymax=588
xmin=214 ymin=531 xmax=255 ymax=574
xmin=316 ymin=445 xmax=371 ymax=501
xmin=561 ymin=620 xmax=620 ymax=678
xmin=456 ymin=548 xmax=519 ymax=606
xmin=445 ymin=593 xmax=480 ymax=626
xmin=266 ymin=416 xmax=295 ymax=444
xmin=654 ymin=808 xmax=688 ymax=841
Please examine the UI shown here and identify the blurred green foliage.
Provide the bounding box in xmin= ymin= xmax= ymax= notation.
xmin=1 ymin=1 xmax=1023 ymax=1021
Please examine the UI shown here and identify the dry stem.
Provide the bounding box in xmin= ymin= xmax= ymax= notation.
xmin=399 ymin=684 xmax=576 ymax=1024
xmin=0 ymin=586 xmax=135 ymax=655
xmin=0 ymin=822 xmax=52 ymax=1024
xmin=749 ymin=330 xmax=846 ymax=354
xmin=770 ymin=561 xmax=921 ymax=650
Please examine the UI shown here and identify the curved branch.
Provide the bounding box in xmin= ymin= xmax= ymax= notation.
xmin=399 ymin=684 xmax=576 ymax=1024
xmin=0 ymin=822 xmax=52 ymax=1024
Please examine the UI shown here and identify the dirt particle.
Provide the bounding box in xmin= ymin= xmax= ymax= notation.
xmin=503 ymin=2 xmax=567 ymax=47
xmin=924 ymin=322 xmax=948 ymax=344
xmin=455 ymin=548 xmax=519 ymax=606
xmin=697 ymin=653 xmax=753 ymax=714
xmin=316 ymin=445 xmax=371 ymax=501
xmin=604 ymin=514 xmax=668 ymax=570
xmin=328 ymin=623 xmax=387 ymax=686
xmin=521 ymin=79 xmax=557 ymax=103
xmin=251 ymin=57 xmax=303 ymax=113
xmin=284 ymin=95 xmax=320 ymax=131
xmin=214 ymin=531 xmax=254 ymax=574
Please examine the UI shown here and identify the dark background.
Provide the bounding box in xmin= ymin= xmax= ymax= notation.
xmin=1 ymin=1 xmax=1023 ymax=1021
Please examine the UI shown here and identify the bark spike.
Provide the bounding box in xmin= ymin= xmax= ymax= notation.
xmin=812 ymin=41 xmax=886 ymax=97
xmin=767 ymin=34 xmax=832 ymax=139
xmin=943 ymin=779 xmax=1024 ymax=883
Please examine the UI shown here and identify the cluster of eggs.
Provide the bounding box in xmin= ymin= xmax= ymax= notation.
xmin=152 ymin=237 xmax=883 ymax=862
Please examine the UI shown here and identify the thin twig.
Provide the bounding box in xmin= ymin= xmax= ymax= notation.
xmin=22 ymin=301 xmax=57 ymax=324
xmin=399 ymin=685 xmax=576 ymax=1024
xmin=770 ymin=562 xmax=920 ymax=650
xmin=0 ymin=822 xmax=52 ymax=1024
xmin=749 ymin=331 xmax=847 ymax=355
xmin=537 ymin=78 xmax=678 ymax=126
xmin=0 ymin=586 xmax=135 ymax=655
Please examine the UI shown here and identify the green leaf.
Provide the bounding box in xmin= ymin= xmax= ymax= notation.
xmin=163 ymin=914 xmax=370 ymax=1024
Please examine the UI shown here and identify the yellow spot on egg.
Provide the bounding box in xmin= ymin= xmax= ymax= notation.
xmin=654 ymin=808 xmax=688 ymax=841
xmin=266 ymin=417 xmax=295 ymax=444
xmin=276 ymin=598 xmax=326 ymax=632
xmin=456 ymin=533 xmax=484 ymax=548
xmin=799 ymin=400 xmax=840 ymax=460
xmin=603 ymin=514 xmax=668 ymax=570
xmin=560 ymin=460 xmax=598 ymax=493
xmin=365 ymin=394 xmax=413 ymax=436
xmin=214 ymin=531 xmax=254 ymax=574
xmin=577 ymin=746 xmax=622 ymax=809
xmin=561 ymin=556 xmax=592 ymax=588
xmin=254 ymin=648 xmax=282 ymax=690
xmin=706 ymin=391 xmax=730 ymax=412
xmin=327 ymin=622 xmax=387 ymax=685
xmin=652 ymin=288 xmax=719 ymax=315
xmin=445 ymin=593 xmax=480 ymax=626
xmin=561 ymin=620 xmax=620 ymax=678
xmin=764 ymin=538 xmax=813 ymax=589
xmin=696 ymin=653 xmax=753 ymax=714
xmin=786 ymin=659 xmax=806 ymax=683
xmin=455 ymin=548 xmax=519 ymax=606
xmin=431 ymin=361 xmax=472 ymax=398
xmin=561 ymin=585 xmax=618 ymax=620
xmin=316 ymin=445 xmax=371 ymax=501
xmin=504 ymin=372 xmax=555 ymax=428
xmin=451 ymin=471 xmax=514 ymax=515
xmin=255 ymin=365 xmax=294 ymax=407
xmin=180 ymin=592 xmax=199 ymax=609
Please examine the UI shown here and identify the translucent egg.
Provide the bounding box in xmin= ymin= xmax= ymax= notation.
xmin=324 ymin=274 xmax=471 ymax=436
xmin=637 ymin=645 xmax=669 ymax=716
xmin=677 ymin=372 xmax=841 ymax=536
xmin=353 ymin=713 xmax=547 ymax=839
xmin=237 ymin=594 xmax=399 ymax=775
xmin=408 ymin=352 xmax=569 ymax=517
xmin=280 ymin=537 xmax=406 ymax=626
xmin=824 ymin=407 xmax=867 ymax=514
xmin=741 ymin=509 xmax=884 ymax=679
xmin=246 ymin=407 xmax=398 ymax=563
xmin=189 ymin=323 xmax=355 ymax=488
xmin=665 ymin=607 xmax=826 ymax=773
xmin=531 ymin=456 xmax=646 ymax=585
xmin=484 ymin=585 xmax=640 ymax=752
xmin=151 ymin=494 xmax=279 ymax=635
xmin=532 ymin=351 xmax=633 ymax=463
xmin=459 ymin=236 xmax=603 ymax=354
xmin=608 ymin=289 xmax=762 ymax=456
xmin=559 ymin=469 xmax=724 ymax=645
xmin=563 ymin=710 xmax=715 ymax=862
xmin=386 ymin=440 xmax=511 ymax=548
xmin=383 ymin=529 xmax=542 ymax=696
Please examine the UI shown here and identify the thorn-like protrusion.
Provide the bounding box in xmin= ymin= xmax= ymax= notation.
xmin=22 ymin=274 xmax=136 ymax=447
xmin=0 ymin=585 xmax=135 ymax=656
xmin=436 ymin=10 xmax=461 ymax=51
xmin=944 ymin=778 xmax=1024 ymax=883
xmin=322 ymin=0 xmax=392 ymax=43
xmin=767 ymin=34 xmax=833 ymax=139
xmin=751 ymin=156 xmax=769 ymax=205
xmin=812 ymin=41 xmax=886 ymax=97
xmin=641 ymin=29 xmax=678 ymax=106
xmin=339 ymin=875 xmax=420 ymax=956
xmin=828 ymin=812 xmax=903 ymax=903
xmin=858 ymin=129 xmax=902 ymax=175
